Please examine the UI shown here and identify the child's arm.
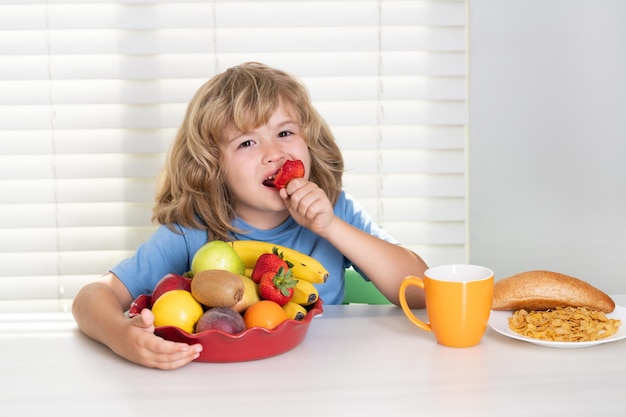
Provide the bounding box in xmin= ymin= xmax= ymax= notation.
xmin=281 ymin=180 xmax=427 ymax=308
xmin=72 ymin=273 xmax=202 ymax=369
xmin=321 ymin=219 xmax=427 ymax=308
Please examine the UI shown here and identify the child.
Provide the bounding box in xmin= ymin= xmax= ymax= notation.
xmin=72 ymin=62 xmax=427 ymax=369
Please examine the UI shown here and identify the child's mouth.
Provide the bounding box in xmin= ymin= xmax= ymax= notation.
xmin=263 ymin=175 xmax=276 ymax=188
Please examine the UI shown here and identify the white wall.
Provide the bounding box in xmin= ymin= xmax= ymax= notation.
xmin=468 ymin=0 xmax=626 ymax=293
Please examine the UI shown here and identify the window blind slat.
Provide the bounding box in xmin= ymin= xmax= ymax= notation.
xmin=2 ymin=26 xmax=460 ymax=55
xmin=57 ymin=204 xmax=155 ymax=227
xmin=343 ymin=174 xmax=465 ymax=199
xmin=0 ymin=52 xmax=466 ymax=80
xmin=0 ymin=154 xmax=164 ymax=179
xmin=0 ymin=276 xmax=60 ymax=301
xmin=335 ymin=126 xmax=465 ymax=150
xmin=0 ymin=227 xmax=156 ymax=251
xmin=384 ymin=221 xmax=466 ymax=245
xmin=0 ymin=250 xmax=140 ymax=278
xmin=0 ymin=178 xmax=156 ymax=204
xmin=1 ymin=76 xmax=464 ymax=105
xmin=343 ymin=149 xmax=465 ymax=175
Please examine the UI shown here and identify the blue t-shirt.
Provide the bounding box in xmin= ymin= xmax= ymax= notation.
xmin=111 ymin=191 xmax=397 ymax=305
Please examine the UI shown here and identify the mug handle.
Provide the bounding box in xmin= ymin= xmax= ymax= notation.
xmin=398 ymin=276 xmax=432 ymax=333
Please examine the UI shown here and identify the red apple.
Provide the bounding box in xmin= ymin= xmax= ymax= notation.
xmin=128 ymin=294 xmax=151 ymax=318
xmin=151 ymin=273 xmax=192 ymax=307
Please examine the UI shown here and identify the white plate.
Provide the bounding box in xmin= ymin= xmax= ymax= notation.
xmin=488 ymin=304 xmax=626 ymax=348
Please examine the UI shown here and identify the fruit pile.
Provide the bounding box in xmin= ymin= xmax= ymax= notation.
xmin=129 ymin=240 xmax=327 ymax=335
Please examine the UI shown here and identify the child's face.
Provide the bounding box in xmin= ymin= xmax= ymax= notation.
xmin=221 ymin=101 xmax=311 ymax=228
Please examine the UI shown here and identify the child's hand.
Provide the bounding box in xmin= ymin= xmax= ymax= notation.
xmin=280 ymin=178 xmax=335 ymax=237
xmin=118 ymin=308 xmax=202 ymax=369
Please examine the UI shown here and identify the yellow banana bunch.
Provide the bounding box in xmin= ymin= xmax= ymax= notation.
xmin=282 ymin=301 xmax=307 ymax=320
xmin=228 ymin=240 xmax=328 ymax=284
xmin=291 ymin=279 xmax=319 ymax=306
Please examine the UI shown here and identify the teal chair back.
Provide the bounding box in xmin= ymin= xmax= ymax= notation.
xmin=342 ymin=268 xmax=392 ymax=304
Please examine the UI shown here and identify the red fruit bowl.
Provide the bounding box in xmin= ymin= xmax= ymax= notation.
xmin=128 ymin=294 xmax=323 ymax=363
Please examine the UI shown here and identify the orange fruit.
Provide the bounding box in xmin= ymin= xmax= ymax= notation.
xmin=151 ymin=290 xmax=204 ymax=333
xmin=243 ymin=300 xmax=288 ymax=330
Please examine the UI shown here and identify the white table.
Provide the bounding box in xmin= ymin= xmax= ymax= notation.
xmin=1 ymin=296 xmax=625 ymax=417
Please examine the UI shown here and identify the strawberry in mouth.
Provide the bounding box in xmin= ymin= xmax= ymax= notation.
xmin=272 ymin=160 xmax=305 ymax=190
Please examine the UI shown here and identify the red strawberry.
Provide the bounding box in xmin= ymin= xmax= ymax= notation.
xmin=259 ymin=267 xmax=298 ymax=306
xmin=251 ymin=246 xmax=293 ymax=284
xmin=274 ymin=159 xmax=305 ymax=189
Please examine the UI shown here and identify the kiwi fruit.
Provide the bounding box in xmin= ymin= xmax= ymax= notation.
xmin=191 ymin=269 xmax=244 ymax=308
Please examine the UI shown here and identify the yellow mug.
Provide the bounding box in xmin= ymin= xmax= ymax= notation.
xmin=399 ymin=264 xmax=494 ymax=348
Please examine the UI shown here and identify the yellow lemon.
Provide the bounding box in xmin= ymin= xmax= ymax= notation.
xmin=151 ymin=290 xmax=204 ymax=333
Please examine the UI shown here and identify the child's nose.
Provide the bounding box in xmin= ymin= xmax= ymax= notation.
xmin=262 ymin=141 xmax=287 ymax=164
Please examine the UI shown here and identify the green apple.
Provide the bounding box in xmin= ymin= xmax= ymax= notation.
xmin=191 ymin=240 xmax=246 ymax=277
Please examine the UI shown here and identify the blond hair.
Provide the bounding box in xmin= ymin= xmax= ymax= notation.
xmin=152 ymin=62 xmax=344 ymax=240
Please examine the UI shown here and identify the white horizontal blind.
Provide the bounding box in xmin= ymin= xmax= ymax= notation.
xmin=0 ymin=0 xmax=467 ymax=312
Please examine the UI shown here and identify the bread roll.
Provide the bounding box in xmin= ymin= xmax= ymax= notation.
xmin=491 ymin=270 xmax=615 ymax=313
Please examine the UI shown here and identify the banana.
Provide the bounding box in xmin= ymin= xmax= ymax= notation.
xmin=228 ymin=240 xmax=328 ymax=284
xmin=290 ymin=261 xmax=327 ymax=285
xmin=282 ymin=301 xmax=307 ymax=320
xmin=291 ymin=279 xmax=319 ymax=306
